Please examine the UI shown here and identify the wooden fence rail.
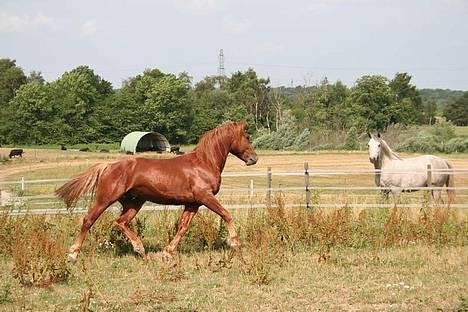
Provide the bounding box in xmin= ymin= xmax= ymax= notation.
xmin=1 ymin=163 xmax=468 ymax=211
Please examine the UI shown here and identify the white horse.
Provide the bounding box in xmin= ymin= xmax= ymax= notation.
xmin=367 ymin=133 xmax=455 ymax=207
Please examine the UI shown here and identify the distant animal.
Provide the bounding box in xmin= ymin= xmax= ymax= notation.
xmin=9 ymin=149 xmax=23 ymax=158
xmin=56 ymin=121 xmax=257 ymax=262
xmin=61 ymin=145 xmax=67 ymax=151
xmin=170 ymin=146 xmax=185 ymax=155
xmin=368 ymin=132 xmax=455 ymax=207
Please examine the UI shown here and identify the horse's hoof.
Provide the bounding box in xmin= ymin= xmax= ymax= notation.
xmin=161 ymin=250 xmax=174 ymax=262
xmin=67 ymin=252 xmax=78 ymax=263
xmin=133 ymin=246 xmax=146 ymax=258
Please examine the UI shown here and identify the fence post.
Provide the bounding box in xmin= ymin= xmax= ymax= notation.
xmin=304 ymin=162 xmax=310 ymax=208
xmin=426 ymin=164 xmax=432 ymax=205
xmin=266 ymin=167 xmax=272 ymax=207
xmin=21 ymin=177 xmax=25 ymax=192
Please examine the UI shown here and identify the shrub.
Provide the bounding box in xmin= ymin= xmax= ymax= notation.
xmin=343 ymin=126 xmax=360 ymax=150
xmin=252 ymin=129 xmax=280 ymax=150
xmin=12 ymin=216 xmax=70 ymax=287
xmin=292 ymin=128 xmax=311 ymax=150
xmin=444 ymin=137 xmax=468 ymax=153
xmin=397 ymin=134 xmax=442 ymax=153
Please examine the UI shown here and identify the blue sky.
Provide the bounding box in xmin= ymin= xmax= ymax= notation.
xmin=1 ymin=0 xmax=467 ymax=89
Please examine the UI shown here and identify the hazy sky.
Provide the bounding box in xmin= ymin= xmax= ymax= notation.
xmin=1 ymin=0 xmax=467 ymax=90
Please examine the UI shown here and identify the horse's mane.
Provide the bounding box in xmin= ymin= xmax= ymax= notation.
xmin=379 ymin=138 xmax=402 ymax=160
xmin=194 ymin=122 xmax=238 ymax=168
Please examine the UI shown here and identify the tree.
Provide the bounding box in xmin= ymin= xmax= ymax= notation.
xmin=444 ymin=92 xmax=468 ymax=126
xmin=0 ymin=58 xmax=27 ymax=108
xmin=112 ymin=69 xmax=193 ymax=143
xmin=50 ymin=66 xmax=113 ymax=143
xmin=228 ymin=69 xmax=271 ymax=130
xmin=189 ymin=76 xmax=232 ymax=142
xmin=348 ymin=75 xmax=395 ymax=131
xmin=143 ymin=74 xmax=192 ymax=143
xmin=294 ymin=79 xmax=350 ymax=131
xmin=27 ymin=71 xmax=46 ymax=85
xmin=388 ymin=72 xmax=423 ymax=125
xmin=1 ymin=81 xmax=60 ymax=144
xmin=422 ymin=97 xmax=437 ymax=125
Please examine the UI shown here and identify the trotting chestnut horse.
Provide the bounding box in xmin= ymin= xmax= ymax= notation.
xmin=56 ymin=121 xmax=258 ymax=262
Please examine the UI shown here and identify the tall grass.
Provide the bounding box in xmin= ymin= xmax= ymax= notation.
xmin=0 ymin=198 xmax=466 ymax=287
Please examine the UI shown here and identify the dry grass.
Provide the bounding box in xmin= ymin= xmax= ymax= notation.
xmin=0 ymin=149 xmax=467 ymax=310
xmin=0 ymin=197 xmax=466 ymax=310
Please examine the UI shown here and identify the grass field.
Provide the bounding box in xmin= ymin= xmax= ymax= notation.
xmin=0 ymin=148 xmax=467 ymax=310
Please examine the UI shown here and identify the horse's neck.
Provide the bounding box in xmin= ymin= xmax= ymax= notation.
xmin=197 ymin=137 xmax=231 ymax=174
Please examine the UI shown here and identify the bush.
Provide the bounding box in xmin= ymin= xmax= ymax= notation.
xmin=252 ymin=129 xmax=280 ymax=150
xmin=12 ymin=216 xmax=70 ymax=287
xmin=397 ymin=134 xmax=442 ymax=153
xmin=444 ymin=137 xmax=468 ymax=153
xmin=292 ymin=128 xmax=311 ymax=150
xmin=343 ymin=126 xmax=360 ymax=150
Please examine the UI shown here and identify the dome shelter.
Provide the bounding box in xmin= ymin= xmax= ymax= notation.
xmin=120 ymin=132 xmax=171 ymax=154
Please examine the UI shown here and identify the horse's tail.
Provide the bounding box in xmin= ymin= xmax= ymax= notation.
xmin=445 ymin=161 xmax=456 ymax=208
xmin=55 ymin=163 xmax=109 ymax=210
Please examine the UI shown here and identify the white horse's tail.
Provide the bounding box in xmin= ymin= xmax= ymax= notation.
xmin=445 ymin=161 xmax=456 ymax=208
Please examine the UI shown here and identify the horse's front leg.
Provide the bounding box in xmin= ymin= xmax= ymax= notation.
xmin=163 ymin=204 xmax=199 ymax=260
xmin=201 ymin=195 xmax=242 ymax=258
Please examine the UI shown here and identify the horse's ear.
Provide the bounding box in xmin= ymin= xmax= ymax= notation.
xmin=377 ymin=132 xmax=381 ymax=138
xmin=367 ymin=131 xmax=371 ymax=138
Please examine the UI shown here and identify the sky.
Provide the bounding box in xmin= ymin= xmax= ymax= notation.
xmin=1 ymin=0 xmax=467 ymax=90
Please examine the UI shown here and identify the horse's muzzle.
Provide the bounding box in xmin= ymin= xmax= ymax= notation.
xmin=369 ymin=156 xmax=378 ymax=164
xmin=246 ymin=154 xmax=258 ymax=166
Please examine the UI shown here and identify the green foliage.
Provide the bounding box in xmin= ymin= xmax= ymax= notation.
xmin=1 ymin=81 xmax=59 ymax=144
xmin=444 ymin=137 xmax=468 ymax=153
xmin=348 ymin=75 xmax=395 ymax=131
xmin=253 ymin=110 xmax=305 ymax=150
xmin=397 ymin=121 xmax=457 ymax=153
xmin=0 ymin=59 xmax=464 ymax=153
xmin=443 ymin=92 xmax=468 ymax=126
xmin=0 ymin=58 xmax=27 ymax=108
xmin=419 ymin=88 xmax=465 ymax=111
xmin=343 ymin=126 xmax=360 ymax=150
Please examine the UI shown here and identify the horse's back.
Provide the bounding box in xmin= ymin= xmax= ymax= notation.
xmin=381 ymin=154 xmax=450 ymax=188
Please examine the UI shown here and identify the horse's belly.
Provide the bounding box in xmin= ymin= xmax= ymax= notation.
xmin=380 ymin=173 xmax=426 ymax=189
xmin=130 ymin=184 xmax=196 ymax=205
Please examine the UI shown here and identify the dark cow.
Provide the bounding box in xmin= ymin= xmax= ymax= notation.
xmin=9 ymin=149 xmax=23 ymax=158
xmin=170 ymin=146 xmax=185 ymax=155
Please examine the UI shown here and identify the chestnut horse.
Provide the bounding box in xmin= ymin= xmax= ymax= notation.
xmin=56 ymin=121 xmax=258 ymax=262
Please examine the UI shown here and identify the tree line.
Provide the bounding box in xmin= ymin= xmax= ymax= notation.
xmin=0 ymin=58 xmax=466 ymax=146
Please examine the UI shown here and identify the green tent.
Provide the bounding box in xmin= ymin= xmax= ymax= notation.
xmin=120 ymin=132 xmax=171 ymax=154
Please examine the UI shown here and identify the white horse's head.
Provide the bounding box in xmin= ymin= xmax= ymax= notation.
xmin=367 ymin=132 xmax=382 ymax=164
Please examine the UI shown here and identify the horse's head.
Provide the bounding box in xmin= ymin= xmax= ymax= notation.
xmin=230 ymin=121 xmax=258 ymax=166
xmin=367 ymin=132 xmax=382 ymax=164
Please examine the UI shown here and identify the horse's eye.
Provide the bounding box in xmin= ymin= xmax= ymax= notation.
xmin=378 ymin=144 xmax=381 ymax=147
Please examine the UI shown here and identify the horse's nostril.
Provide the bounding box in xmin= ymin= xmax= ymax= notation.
xmin=246 ymin=155 xmax=257 ymax=166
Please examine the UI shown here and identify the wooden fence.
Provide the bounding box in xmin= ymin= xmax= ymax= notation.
xmin=1 ymin=163 xmax=468 ymax=214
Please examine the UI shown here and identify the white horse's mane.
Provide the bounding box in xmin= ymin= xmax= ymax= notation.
xmin=376 ymin=137 xmax=402 ymax=160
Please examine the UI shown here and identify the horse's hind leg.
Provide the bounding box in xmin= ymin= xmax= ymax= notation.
xmin=114 ymin=198 xmax=145 ymax=257
xmin=163 ymin=204 xmax=199 ymax=259
xmin=431 ymin=190 xmax=444 ymax=207
xmin=68 ymin=199 xmax=112 ymax=262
